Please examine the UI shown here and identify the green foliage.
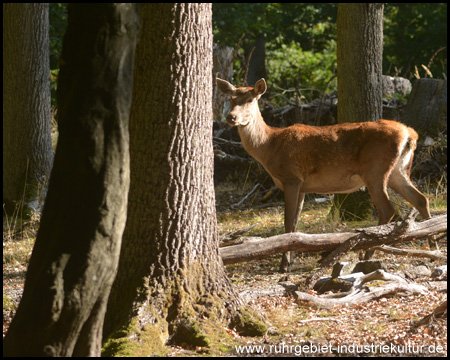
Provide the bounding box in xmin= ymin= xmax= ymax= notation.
xmin=384 ymin=3 xmax=447 ymax=79
xmin=213 ymin=3 xmax=337 ymax=99
xmin=49 ymin=3 xmax=67 ymax=70
xmin=213 ymin=3 xmax=446 ymax=104
xmin=213 ymin=3 xmax=337 ymax=52
xmin=267 ymin=40 xmax=337 ymax=98
xmin=48 ymin=4 xmax=446 ymax=105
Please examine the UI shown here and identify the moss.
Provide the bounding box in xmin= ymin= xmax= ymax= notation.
xmin=103 ymin=260 xmax=267 ymax=355
xmin=231 ymin=307 xmax=268 ymax=337
xmin=170 ymin=318 xmax=210 ymax=347
xmin=3 ymin=295 xmax=17 ymax=311
xmin=102 ymin=321 xmax=167 ymax=357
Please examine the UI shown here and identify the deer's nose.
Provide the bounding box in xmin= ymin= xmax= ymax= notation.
xmin=226 ymin=114 xmax=237 ymax=126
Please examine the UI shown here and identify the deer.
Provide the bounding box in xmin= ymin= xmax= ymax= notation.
xmin=216 ymin=77 xmax=431 ymax=272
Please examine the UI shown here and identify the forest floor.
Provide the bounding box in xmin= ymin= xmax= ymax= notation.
xmin=209 ymin=186 xmax=447 ymax=357
xmin=3 ymin=188 xmax=447 ymax=357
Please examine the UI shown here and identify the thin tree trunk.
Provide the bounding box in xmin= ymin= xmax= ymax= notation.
xmin=3 ymin=4 xmax=139 ymax=357
xmin=244 ymin=35 xmax=267 ymax=86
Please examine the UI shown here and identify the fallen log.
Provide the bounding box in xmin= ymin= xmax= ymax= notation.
xmin=220 ymin=214 xmax=447 ymax=265
xmin=293 ymin=269 xmax=430 ymax=309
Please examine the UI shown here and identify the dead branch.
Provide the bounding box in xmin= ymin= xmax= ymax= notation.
xmin=214 ymin=150 xmax=252 ymax=167
xmin=368 ymin=244 xmax=446 ymax=261
xmin=294 ymin=269 xmax=429 ymax=309
xmin=305 ymin=234 xmax=360 ymax=289
xmin=219 ymin=223 xmax=259 ymax=247
xmin=297 ymin=318 xmax=343 ymax=324
xmin=220 ymin=214 xmax=447 ymax=265
xmin=231 ymin=184 xmax=260 ymax=209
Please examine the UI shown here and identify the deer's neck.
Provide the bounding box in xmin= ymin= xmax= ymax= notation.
xmin=237 ymin=112 xmax=273 ymax=163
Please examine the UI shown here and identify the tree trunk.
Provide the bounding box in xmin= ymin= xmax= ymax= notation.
xmin=3 ymin=3 xmax=53 ymax=218
xmin=244 ymin=35 xmax=267 ymax=86
xmin=3 ymin=4 xmax=139 ymax=357
xmin=333 ymin=3 xmax=384 ymax=222
xmin=213 ymin=45 xmax=234 ymax=122
xmin=337 ymin=3 xmax=383 ymax=124
xmin=103 ymin=4 xmax=266 ymax=355
xmin=402 ymin=78 xmax=447 ymax=137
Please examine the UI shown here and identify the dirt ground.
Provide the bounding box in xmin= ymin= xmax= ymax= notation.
xmin=3 ymin=203 xmax=447 ymax=357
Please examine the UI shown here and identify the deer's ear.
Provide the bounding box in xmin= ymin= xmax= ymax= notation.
xmin=216 ymin=78 xmax=236 ymax=95
xmin=254 ymin=78 xmax=267 ymax=96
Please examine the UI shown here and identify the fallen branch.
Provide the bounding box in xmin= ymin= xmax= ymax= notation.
xmin=220 ymin=214 xmax=447 ymax=265
xmin=219 ymin=223 xmax=259 ymax=247
xmin=231 ymin=184 xmax=261 ymax=209
xmin=368 ymin=244 xmax=446 ymax=261
xmin=294 ymin=269 xmax=429 ymax=309
xmin=296 ymin=318 xmax=343 ymax=324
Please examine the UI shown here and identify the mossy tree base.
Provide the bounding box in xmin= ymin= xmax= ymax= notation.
xmin=103 ymin=263 xmax=267 ymax=356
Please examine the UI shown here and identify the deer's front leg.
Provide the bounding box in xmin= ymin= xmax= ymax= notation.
xmin=279 ymin=182 xmax=302 ymax=272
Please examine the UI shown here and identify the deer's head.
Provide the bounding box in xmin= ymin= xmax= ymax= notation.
xmin=216 ymin=78 xmax=267 ymax=127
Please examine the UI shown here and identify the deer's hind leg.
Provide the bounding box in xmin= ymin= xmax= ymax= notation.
xmin=387 ymin=162 xmax=431 ymax=220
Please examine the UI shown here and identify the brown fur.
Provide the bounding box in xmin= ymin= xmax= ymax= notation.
xmin=217 ymin=77 xmax=431 ymax=271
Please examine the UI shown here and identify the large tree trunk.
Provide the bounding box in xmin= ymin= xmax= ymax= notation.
xmin=104 ymin=4 xmax=265 ymax=354
xmin=333 ymin=3 xmax=384 ymax=222
xmin=3 ymin=3 xmax=54 ymax=218
xmin=3 ymin=4 xmax=139 ymax=357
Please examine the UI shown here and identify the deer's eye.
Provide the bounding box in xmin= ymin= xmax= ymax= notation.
xmin=247 ymin=99 xmax=253 ymax=103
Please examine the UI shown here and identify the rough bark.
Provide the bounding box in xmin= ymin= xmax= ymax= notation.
xmin=334 ymin=3 xmax=384 ymax=222
xmin=337 ymin=3 xmax=384 ymax=124
xmin=103 ymin=4 xmax=265 ymax=355
xmin=3 ymin=3 xmax=53 ymax=218
xmin=3 ymin=4 xmax=139 ymax=357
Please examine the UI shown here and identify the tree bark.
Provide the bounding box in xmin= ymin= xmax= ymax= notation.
xmin=3 ymin=4 xmax=139 ymax=357
xmin=337 ymin=3 xmax=384 ymax=124
xmin=103 ymin=4 xmax=265 ymax=355
xmin=3 ymin=3 xmax=53 ymax=218
xmin=402 ymin=78 xmax=447 ymax=137
xmin=333 ymin=3 xmax=384 ymax=222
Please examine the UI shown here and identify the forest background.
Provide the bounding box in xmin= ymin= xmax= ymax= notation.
xmin=50 ymin=3 xmax=447 ymax=107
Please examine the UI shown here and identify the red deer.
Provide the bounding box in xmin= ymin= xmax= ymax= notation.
xmin=216 ymin=77 xmax=431 ymax=272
